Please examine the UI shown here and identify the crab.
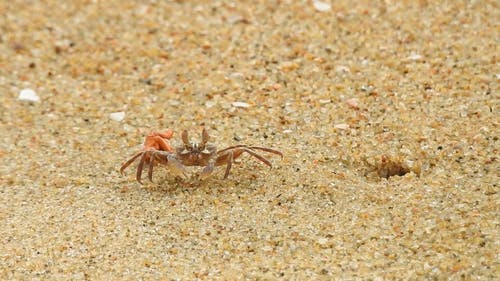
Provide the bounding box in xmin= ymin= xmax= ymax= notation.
xmin=119 ymin=129 xmax=175 ymax=183
xmin=120 ymin=128 xmax=283 ymax=183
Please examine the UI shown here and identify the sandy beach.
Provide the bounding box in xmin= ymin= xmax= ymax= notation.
xmin=0 ymin=0 xmax=498 ymax=279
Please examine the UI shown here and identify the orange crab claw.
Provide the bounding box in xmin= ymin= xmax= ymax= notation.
xmin=143 ymin=129 xmax=174 ymax=152
xmin=154 ymin=129 xmax=174 ymax=139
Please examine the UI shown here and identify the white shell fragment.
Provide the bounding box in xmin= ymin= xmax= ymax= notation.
xmin=231 ymin=101 xmax=251 ymax=108
xmin=18 ymin=88 xmax=40 ymax=102
xmin=109 ymin=111 xmax=126 ymax=122
xmin=313 ymin=0 xmax=331 ymax=12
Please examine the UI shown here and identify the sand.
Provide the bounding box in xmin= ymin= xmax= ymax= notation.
xmin=0 ymin=0 xmax=498 ymax=279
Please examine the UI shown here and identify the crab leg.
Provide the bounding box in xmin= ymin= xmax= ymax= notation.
xmin=248 ymin=146 xmax=283 ymax=157
xmin=218 ymin=145 xmax=283 ymax=157
xmin=147 ymin=152 xmax=156 ymax=182
xmin=120 ymin=151 xmax=145 ymax=175
xmin=223 ymin=151 xmax=234 ymax=179
xmin=217 ymin=148 xmax=273 ymax=168
xmin=200 ymin=159 xmax=216 ymax=180
xmin=239 ymin=148 xmax=273 ymax=168
xmin=213 ymin=147 xmax=274 ymax=179
xmin=136 ymin=152 xmax=150 ymax=184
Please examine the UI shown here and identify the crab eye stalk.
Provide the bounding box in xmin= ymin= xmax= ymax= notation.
xmin=201 ymin=128 xmax=210 ymax=145
xmin=181 ymin=130 xmax=192 ymax=149
xmin=198 ymin=128 xmax=210 ymax=150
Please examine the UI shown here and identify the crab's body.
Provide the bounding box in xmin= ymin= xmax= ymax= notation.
xmin=120 ymin=128 xmax=283 ymax=183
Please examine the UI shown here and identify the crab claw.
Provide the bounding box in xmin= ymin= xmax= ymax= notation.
xmin=199 ymin=161 xmax=215 ymax=180
xmin=167 ymin=156 xmax=189 ymax=180
xmin=144 ymin=129 xmax=175 ymax=152
xmin=152 ymin=151 xmax=189 ymax=180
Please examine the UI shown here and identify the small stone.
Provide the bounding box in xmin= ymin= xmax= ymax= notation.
xmin=271 ymin=83 xmax=282 ymax=90
xmin=205 ymin=101 xmax=216 ymax=108
xmin=313 ymin=0 xmax=331 ymax=12
xmin=261 ymin=245 xmax=273 ymax=252
xmin=169 ymin=99 xmax=181 ymax=106
xmin=485 ymin=185 xmax=496 ymax=196
xmin=346 ymin=98 xmax=359 ymax=109
xmin=334 ymin=123 xmax=349 ymax=130
xmin=231 ymin=101 xmax=251 ymax=108
xmin=349 ymin=261 xmax=359 ymax=270
xmin=18 ymin=88 xmax=40 ymax=102
xmin=123 ymin=124 xmax=134 ymax=132
xmin=228 ymin=73 xmax=245 ymax=87
xmin=283 ymin=129 xmax=293 ymax=134
xmin=229 ymin=72 xmax=244 ymax=81
xmin=335 ymin=65 xmax=350 ymax=73
xmin=407 ymin=53 xmax=423 ymax=61
xmin=109 ymin=111 xmax=125 ymax=122
xmin=317 ymin=237 xmax=328 ymax=245
xmin=227 ymin=14 xmax=246 ymax=24
xmin=360 ymin=85 xmax=374 ymax=92
xmin=280 ymin=61 xmax=300 ymax=72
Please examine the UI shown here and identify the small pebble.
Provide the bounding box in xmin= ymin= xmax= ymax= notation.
xmin=229 ymin=72 xmax=244 ymax=81
xmin=313 ymin=0 xmax=331 ymax=12
xmin=169 ymin=99 xmax=181 ymax=106
xmin=407 ymin=53 xmax=423 ymax=61
xmin=109 ymin=111 xmax=125 ymax=122
xmin=360 ymin=85 xmax=374 ymax=93
xmin=123 ymin=123 xmax=134 ymax=132
xmin=231 ymin=101 xmax=251 ymax=108
xmin=205 ymin=101 xmax=216 ymax=108
xmin=346 ymin=98 xmax=359 ymax=109
xmin=261 ymin=245 xmax=273 ymax=252
xmin=271 ymin=83 xmax=282 ymax=90
xmin=335 ymin=65 xmax=350 ymax=73
xmin=227 ymin=14 xmax=246 ymax=24
xmin=280 ymin=61 xmax=300 ymax=72
xmin=334 ymin=123 xmax=350 ymax=130
xmin=317 ymin=237 xmax=328 ymax=245
xmin=18 ymin=88 xmax=40 ymax=102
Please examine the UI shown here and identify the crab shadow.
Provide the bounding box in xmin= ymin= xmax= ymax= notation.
xmin=139 ymin=173 xmax=244 ymax=196
xmin=117 ymin=161 xmax=280 ymax=197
